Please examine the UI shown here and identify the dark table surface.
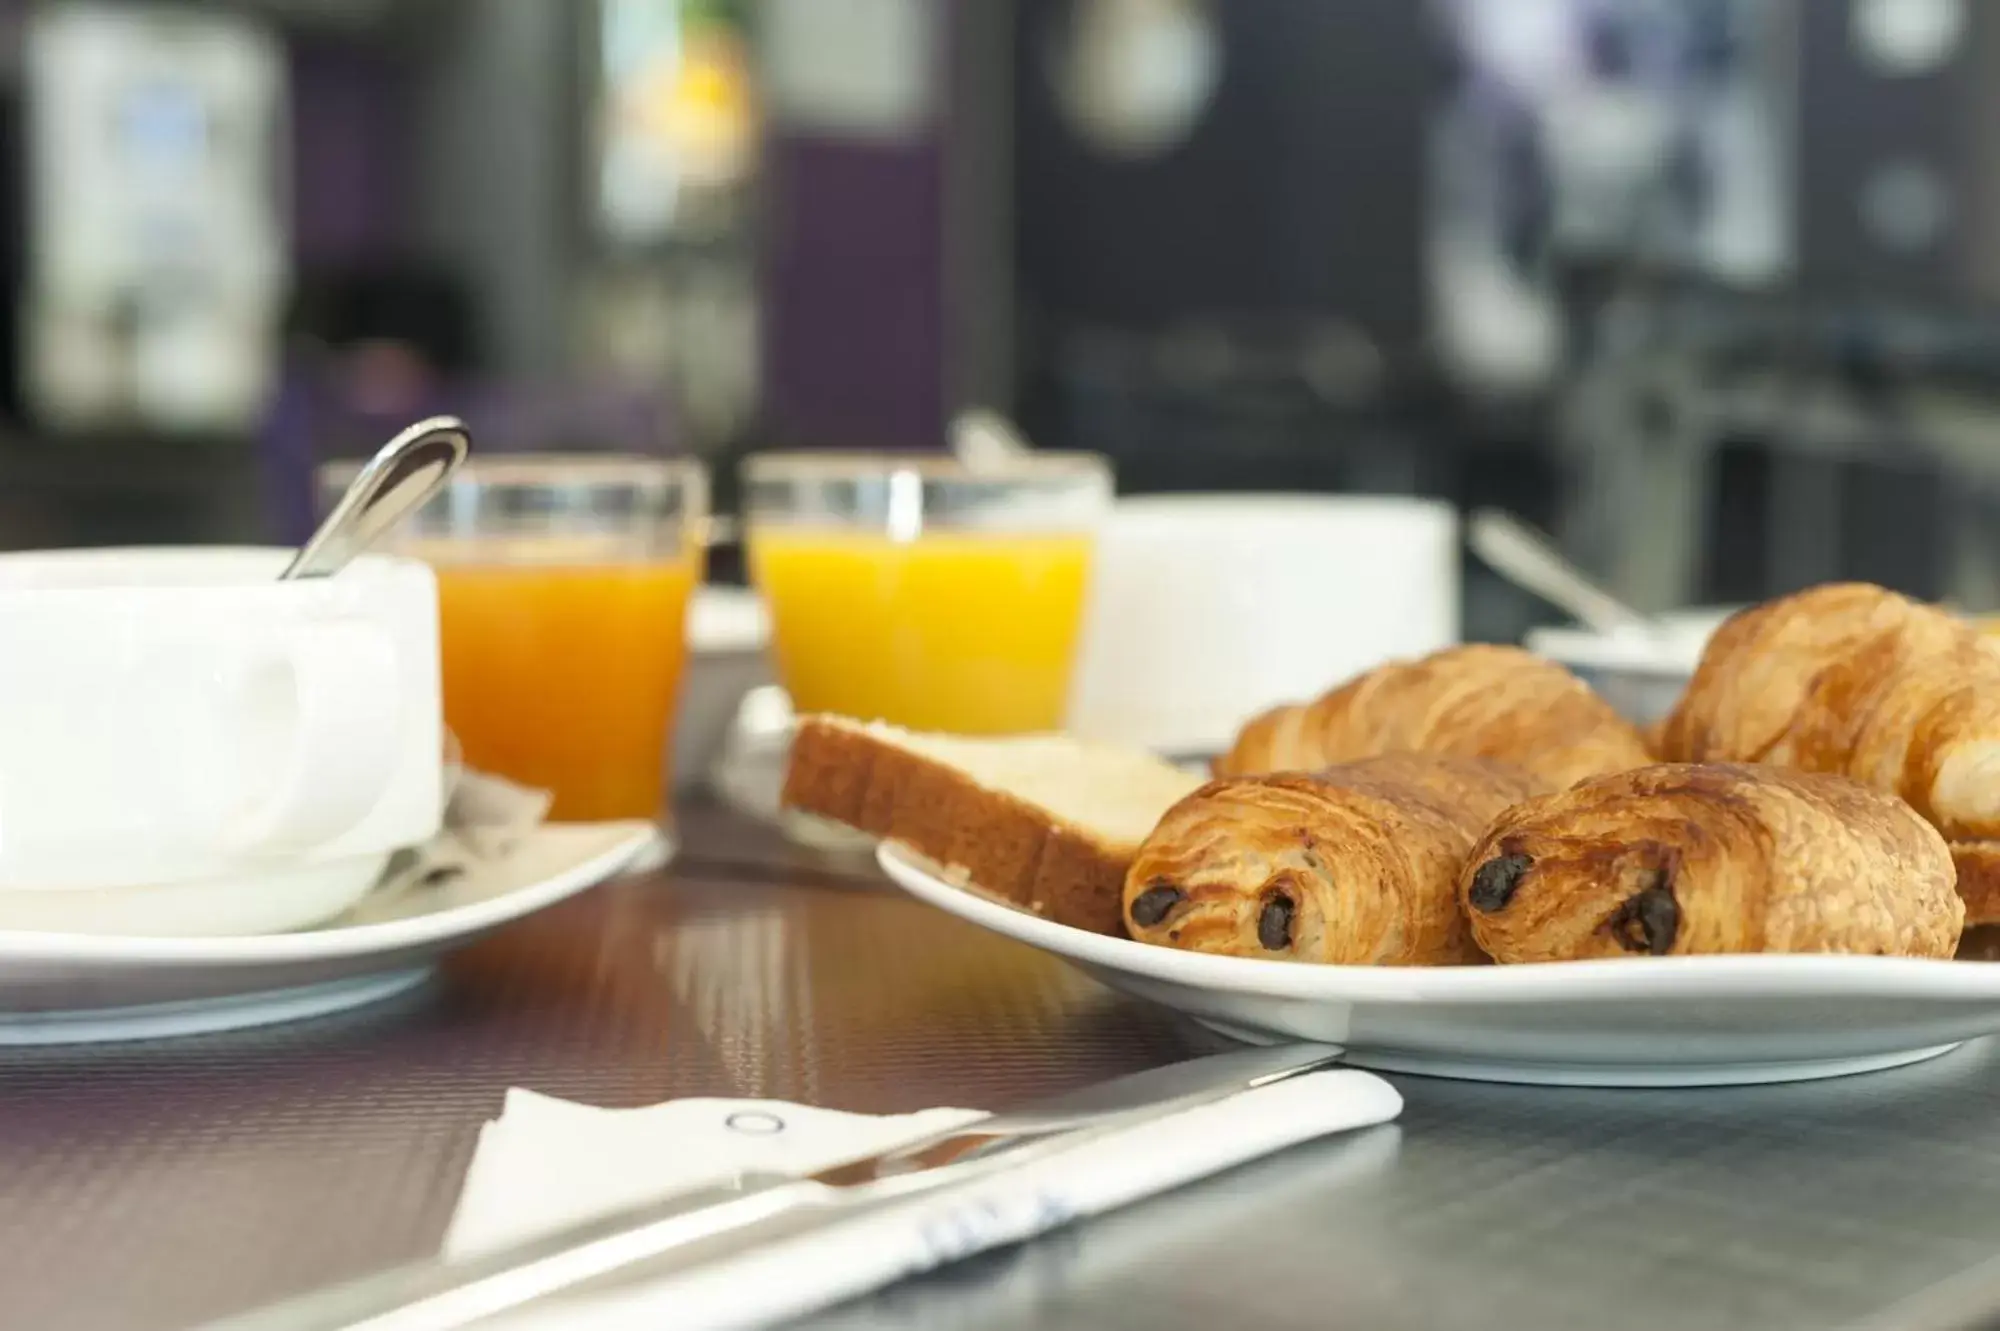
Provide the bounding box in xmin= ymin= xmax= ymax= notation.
xmin=13 ymin=802 xmax=2000 ymax=1331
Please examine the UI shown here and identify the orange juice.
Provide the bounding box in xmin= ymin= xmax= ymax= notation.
xmin=749 ymin=528 xmax=1093 ymax=733
xmin=432 ymin=555 xmax=699 ymax=821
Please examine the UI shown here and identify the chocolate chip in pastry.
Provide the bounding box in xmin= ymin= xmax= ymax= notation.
xmin=1458 ymin=762 xmax=1963 ymax=963
xmin=1123 ymin=753 xmax=1549 ymax=965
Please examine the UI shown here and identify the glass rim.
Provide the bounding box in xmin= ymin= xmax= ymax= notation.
xmin=316 ymin=453 xmax=706 ymax=492
xmin=742 ymin=449 xmax=1110 ymax=483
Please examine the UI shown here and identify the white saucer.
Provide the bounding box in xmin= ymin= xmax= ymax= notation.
xmin=878 ymin=843 xmax=2000 ymax=1087
xmin=0 ymin=821 xmax=660 ymax=1044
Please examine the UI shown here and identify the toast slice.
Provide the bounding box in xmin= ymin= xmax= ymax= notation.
xmin=782 ymin=715 xmax=1204 ymax=935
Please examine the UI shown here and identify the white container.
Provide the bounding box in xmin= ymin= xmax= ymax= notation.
xmin=0 ymin=547 xmax=443 ymax=935
xmin=1525 ymin=607 xmax=1736 ymax=724
xmin=1068 ymin=495 xmax=1459 ymax=755
xmin=671 ymin=585 xmax=773 ymax=792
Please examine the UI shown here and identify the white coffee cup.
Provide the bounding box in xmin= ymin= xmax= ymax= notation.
xmin=1069 ymin=495 xmax=1459 ymax=754
xmin=0 ymin=547 xmax=443 ymax=935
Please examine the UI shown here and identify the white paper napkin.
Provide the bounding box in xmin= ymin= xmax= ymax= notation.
xmin=351 ymin=766 xmax=667 ymax=926
xmin=445 ymin=1069 xmax=1402 ymax=1330
xmin=446 ymin=1091 xmax=985 ymax=1258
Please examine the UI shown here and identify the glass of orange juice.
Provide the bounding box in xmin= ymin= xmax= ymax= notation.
xmin=321 ymin=455 xmax=707 ymax=823
xmin=744 ymin=451 xmax=1111 ymax=733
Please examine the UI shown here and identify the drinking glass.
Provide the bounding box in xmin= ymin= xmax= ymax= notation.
xmin=744 ymin=452 xmax=1112 ymax=733
xmin=320 ymin=455 xmax=707 ymax=822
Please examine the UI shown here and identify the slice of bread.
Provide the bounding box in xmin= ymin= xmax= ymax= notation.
xmin=782 ymin=715 xmax=1205 ymax=935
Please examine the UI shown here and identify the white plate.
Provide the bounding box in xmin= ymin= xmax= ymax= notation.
xmin=0 ymin=821 xmax=660 ymax=1044
xmin=1525 ymin=606 xmax=1737 ymax=676
xmin=878 ymin=843 xmax=2000 ymax=1087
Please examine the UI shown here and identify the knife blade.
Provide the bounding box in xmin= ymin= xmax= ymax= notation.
xmin=205 ymin=1042 xmax=1343 ymax=1331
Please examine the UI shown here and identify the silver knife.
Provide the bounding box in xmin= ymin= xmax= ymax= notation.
xmin=205 ymin=1043 xmax=1343 ymax=1331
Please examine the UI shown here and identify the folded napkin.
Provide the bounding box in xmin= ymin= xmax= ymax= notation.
xmin=446 ymin=1070 xmax=1402 ymax=1330
xmin=447 ymin=1091 xmax=985 ymax=1258
xmin=339 ymin=763 xmax=667 ymax=928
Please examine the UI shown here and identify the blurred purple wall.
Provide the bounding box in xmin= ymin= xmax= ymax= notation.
xmin=762 ymin=135 xmax=945 ymax=452
xmin=758 ymin=0 xmax=950 ymax=453
xmin=288 ymin=42 xmax=411 ymax=265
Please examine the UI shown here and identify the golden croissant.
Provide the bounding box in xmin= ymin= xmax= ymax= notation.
xmin=1216 ymin=644 xmax=1651 ymax=789
xmin=1657 ymin=582 xmax=2000 ymax=840
xmin=1457 ymin=763 xmax=1961 ymax=963
xmin=1123 ymin=753 xmax=1549 ymax=964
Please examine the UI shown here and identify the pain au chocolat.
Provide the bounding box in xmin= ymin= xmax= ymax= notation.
xmin=1216 ymin=644 xmax=1651 ymax=790
xmin=1123 ymin=753 xmax=1549 ymax=965
xmin=1457 ymin=763 xmax=1962 ymax=963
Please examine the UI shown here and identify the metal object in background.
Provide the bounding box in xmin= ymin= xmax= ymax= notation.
xmin=1542 ymin=0 xmax=2000 ymax=615
xmin=281 ymin=416 xmax=468 ymax=580
xmin=213 ymin=1044 xmax=1341 ymax=1331
xmin=1468 ymin=508 xmax=1656 ymax=635
xmin=948 ymin=407 xmax=1035 ymax=472
xmin=1010 ymin=0 xmax=1428 ymax=494
xmin=1047 ymin=0 xmax=1221 ymax=162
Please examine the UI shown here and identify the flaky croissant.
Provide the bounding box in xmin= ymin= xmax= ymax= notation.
xmin=1458 ymin=763 xmax=1961 ymax=963
xmin=1657 ymin=582 xmax=2000 ymax=841
xmin=1123 ymin=753 xmax=1549 ymax=964
xmin=1216 ymin=644 xmax=1651 ymax=789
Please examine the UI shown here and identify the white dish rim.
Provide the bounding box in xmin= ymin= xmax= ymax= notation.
xmin=0 ymin=822 xmax=659 ymax=965
xmin=1523 ymin=632 xmax=1700 ymax=676
xmin=1106 ymin=492 xmax=1459 ymax=523
xmin=877 ymin=841 xmax=2000 ymax=1003
xmin=1525 ymin=607 xmax=1737 ymax=675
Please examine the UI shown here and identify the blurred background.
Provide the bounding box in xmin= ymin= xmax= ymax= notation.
xmin=3 ymin=0 xmax=2000 ymax=643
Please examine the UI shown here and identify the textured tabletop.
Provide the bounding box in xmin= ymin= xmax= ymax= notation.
xmin=8 ymin=804 xmax=2000 ymax=1331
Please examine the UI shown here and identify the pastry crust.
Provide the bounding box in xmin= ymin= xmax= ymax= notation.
xmin=1216 ymin=645 xmax=1651 ymax=789
xmin=1950 ymin=841 xmax=2000 ymax=928
xmin=1124 ymin=753 xmax=1549 ymax=965
xmin=1658 ymin=582 xmax=2000 ymax=840
xmin=1457 ymin=763 xmax=1962 ymax=963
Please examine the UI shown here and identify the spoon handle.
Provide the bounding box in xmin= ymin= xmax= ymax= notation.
xmin=282 ymin=417 xmax=471 ymax=581
xmin=1467 ymin=508 xmax=1655 ymax=635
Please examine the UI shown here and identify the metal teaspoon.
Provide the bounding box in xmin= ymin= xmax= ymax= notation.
xmin=280 ymin=417 xmax=472 ymax=581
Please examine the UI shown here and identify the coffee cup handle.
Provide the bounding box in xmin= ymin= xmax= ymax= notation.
xmin=224 ymin=620 xmax=404 ymax=853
